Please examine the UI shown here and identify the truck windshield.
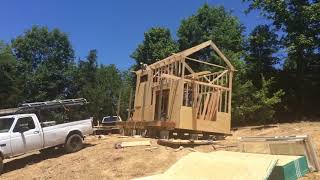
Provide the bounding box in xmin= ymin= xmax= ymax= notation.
xmin=0 ymin=118 xmax=15 ymax=133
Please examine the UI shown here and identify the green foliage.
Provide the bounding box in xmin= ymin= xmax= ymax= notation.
xmin=89 ymin=64 xmax=122 ymax=117
xmin=11 ymin=26 xmax=75 ymax=102
xmin=233 ymin=76 xmax=284 ymax=125
xmin=244 ymin=0 xmax=320 ymax=119
xmin=118 ymin=69 xmax=135 ymax=120
xmin=75 ymin=50 xmax=123 ymax=121
xmin=178 ymin=4 xmax=244 ymax=53
xmin=0 ymin=41 xmax=21 ymax=108
xmin=131 ymin=27 xmax=178 ymax=67
xmin=177 ymin=3 xmax=245 ymax=73
xmin=12 ymin=26 xmax=74 ymax=70
xmin=245 ymin=25 xmax=280 ymax=86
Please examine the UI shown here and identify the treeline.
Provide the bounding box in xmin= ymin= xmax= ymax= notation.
xmin=1 ymin=1 xmax=319 ymax=126
xmin=0 ymin=27 xmax=132 ymax=121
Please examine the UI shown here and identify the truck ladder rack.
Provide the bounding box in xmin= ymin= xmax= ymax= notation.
xmin=0 ymin=98 xmax=88 ymax=116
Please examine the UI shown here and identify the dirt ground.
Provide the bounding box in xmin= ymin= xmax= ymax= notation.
xmin=2 ymin=121 xmax=320 ymax=180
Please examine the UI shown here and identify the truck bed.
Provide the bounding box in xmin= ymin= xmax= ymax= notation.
xmin=42 ymin=119 xmax=93 ymax=148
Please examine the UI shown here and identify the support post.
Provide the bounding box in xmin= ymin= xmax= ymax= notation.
xmin=228 ymin=71 xmax=233 ymax=113
xmin=157 ymin=79 xmax=163 ymax=121
xmin=127 ymin=88 xmax=133 ymax=120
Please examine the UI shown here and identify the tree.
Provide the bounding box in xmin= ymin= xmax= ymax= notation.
xmin=0 ymin=41 xmax=21 ymax=108
xmin=76 ymin=49 xmax=98 ymax=94
xmin=178 ymin=4 xmax=244 ymax=59
xmin=244 ymin=0 xmax=320 ymax=119
xmin=245 ymin=25 xmax=280 ymax=86
xmin=11 ymin=26 xmax=75 ymax=102
xmin=131 ymin=27 xmax=178 ymax=68
xmin=82 ymin=64 xmax=122 ymax=121
xmin=232 ymin=76 xmax=284 ymax=126
xmin=118 ymin=69 xmax=135 ymax=120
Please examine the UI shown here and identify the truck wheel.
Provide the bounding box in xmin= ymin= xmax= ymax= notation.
xmin=65 ymin=134 xmax=83 ymax=153
xmin=0 ymin=156 xmax=3 ymax=174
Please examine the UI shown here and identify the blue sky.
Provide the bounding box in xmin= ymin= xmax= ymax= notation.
xmin=1 ymin=0 xmax=269 ymax=70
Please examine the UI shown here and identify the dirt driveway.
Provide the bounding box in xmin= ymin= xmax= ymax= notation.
xmin=2 ymin=121 xmax=320 ymax=180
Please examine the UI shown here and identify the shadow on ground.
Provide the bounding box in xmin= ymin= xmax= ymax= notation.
xmin=2 ymin=143 xmax=95 ymax=174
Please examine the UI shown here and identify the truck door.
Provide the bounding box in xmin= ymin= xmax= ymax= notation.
xmin=10 ymin=116 xmax=43 ymax=155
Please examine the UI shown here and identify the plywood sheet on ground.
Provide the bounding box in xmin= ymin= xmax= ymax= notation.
xmin=134 ymin=151 xmax=277 ymax=180
xmin=117 ymin=141 xmax=151 ymax=148
xmin=210 ymin=151 xmax=309 ymax=180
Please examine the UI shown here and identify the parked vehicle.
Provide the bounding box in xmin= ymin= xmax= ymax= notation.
xmin=93 ymin=116 xmax=122 ymax=135
xmin=101 ymin=116 xmax=122 ymax=126
xmin=0 ymin=113 xmax=93 ymax=173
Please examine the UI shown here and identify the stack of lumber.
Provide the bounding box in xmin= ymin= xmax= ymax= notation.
xmin=133 ymin=151 xmax=309 ymax=180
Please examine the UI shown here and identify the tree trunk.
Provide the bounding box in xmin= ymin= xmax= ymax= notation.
xmin=295 ymin=48 xmax=305 ymax=120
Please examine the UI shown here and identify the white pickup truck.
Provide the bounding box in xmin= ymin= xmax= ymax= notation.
xmin=0 ymin=113 xmax=93 ymax=173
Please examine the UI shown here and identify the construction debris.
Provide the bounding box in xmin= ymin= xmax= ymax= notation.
xmin=174 ymin=146 xmax=184 ymax=152
xmin=97 ymin=135 xmax=109 ymax=139
xmin=157 ymin=139 xmax=214 ymax=147
xmin=212 ymin=144 xmax=237 ymax=150
xmin=117 ymin=135 xmax=130 ymax=138
xmin=133 ymin=135 xmax=143 ymax=138
xmin=239 ymin=135 xmax=320 ymax=171
xmin=115 ymin=140 xmax=151 ymax=149
xmin=144 ymin=147 xmax=158 ymax=152
xmin=186 ymin=147 xmax=197 ymax=152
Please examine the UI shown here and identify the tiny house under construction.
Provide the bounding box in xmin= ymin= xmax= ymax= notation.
xmin=121 ymin=40 xmax=235 ymax=135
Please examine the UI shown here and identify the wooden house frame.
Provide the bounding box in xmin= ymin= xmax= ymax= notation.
xmin=121 ymin=40 xmax=235 ymax=135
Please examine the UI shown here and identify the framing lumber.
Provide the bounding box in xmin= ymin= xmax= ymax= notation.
xmin=185 ymin=56 xmax=227 ymax=69
xmin=129 ymin=40 xmax=235 ymax=135
xmin=185 ymin=71 xmax=211 ymax=78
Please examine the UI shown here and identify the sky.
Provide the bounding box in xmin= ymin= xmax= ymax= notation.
xmin=1 ymin=0 xmax=269 ymax=70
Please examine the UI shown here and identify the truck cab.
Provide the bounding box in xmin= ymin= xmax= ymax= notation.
xmin=0 ymin=113 xmax=93 ymax=174
xmin=0 ymin=114 xmax=43 ymax=158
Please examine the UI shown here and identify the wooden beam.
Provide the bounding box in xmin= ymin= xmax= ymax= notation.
xmin=135 ymin=40 xmax=236 ymax=74
xmin=228 ymin=71 xmax=233 ymax=114
xmin=210 ymin=42 xmax=235 ymax=71
xmin=141 ymin=83 xmax=147 ymax=121
xmin=185 ymin=71 xmax=211 ymax=78
xmin=185 ymin=57 xmax=227 ymax=69
xmin=168 ymin=80 xmax=179 ymax=120
xmin=200 ymin=93 xmax=211 ymax=120
xmin=184 ymin=61 xmax=195 ymax=74
xmin=210 ymin=70 xmax=228 ymax=84
xmin=180 ymin=40 xmax=212 ymax=57
xmin=161 ymin=73 xmax=230 ymax=91
xmin=184 ymin=62 xmax=211 ymax=83
xmin=197 ymin=71 xmax=224 ymax=78
xmin=157 ymin=79 xmax=163 ymax=121
xmin=127 ymin=88 xmax=133 ymax=119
